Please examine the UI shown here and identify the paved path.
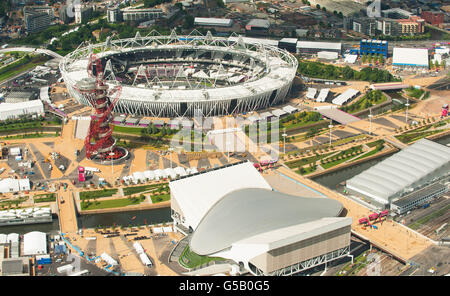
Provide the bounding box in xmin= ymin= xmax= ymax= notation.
xmin=58 ymin=188 xmax=79 ymax=233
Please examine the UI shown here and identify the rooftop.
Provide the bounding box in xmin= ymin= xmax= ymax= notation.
xmin=190 ymin=188 xmax=343 ymax=255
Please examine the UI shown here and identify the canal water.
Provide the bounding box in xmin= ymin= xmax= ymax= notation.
xmin=0 ymin=217 xmax=60 ymax=235
xmin=77 ymin=207 xmax=172 ymax=229
xmin=311 ymin=134 xmax=450 ymax=189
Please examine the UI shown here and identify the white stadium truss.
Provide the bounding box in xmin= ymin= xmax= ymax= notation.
xmin=60 ymin=30 xmax=298 ymax=117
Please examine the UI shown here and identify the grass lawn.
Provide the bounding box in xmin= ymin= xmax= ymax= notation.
xmin=0 ymin=133 xmax=59 ymax=140
xmin=150 ymin=193 xmax=170 ymax=203
xmin=0 ymin=196 xmax=29 ymax=208
xmin=297 ymin=165 xmax=317 ymax=175
xmin=405 ymin=87 xmax=425 ymax=99
xmin=34 ymin=193 xmax=56 ymax=203
xmin=285 ymin=152 xmax=334 ymax=169
xmin=178 ymin=245 xmax=225 ymax=269
xmin=81 ymin=195 xmax=145 ymax=210
xmin=79 ymin=188 xmax=118 ymax=200
xmin=123 ymin=183 xmax=169 ymax=196
xmin=321 ymin=146 xmax=364 ymax=169
xmin=366 ymin=139 xmax=385 ymax=148
xmin=395 ymin=129 xmax=443 ymax=144
xmin=351 ymin=145 xmax=385 ymax=162
xmin=113 ymin=125 xmax=146 ymax=136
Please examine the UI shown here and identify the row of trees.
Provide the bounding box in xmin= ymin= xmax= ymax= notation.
xmin=361 ymin=53 xmax=384 ymax=65
xmin=340 ymin=90 xmax=386 ymax=113
xmin=298 ymin=60 xmax=399 ymax=83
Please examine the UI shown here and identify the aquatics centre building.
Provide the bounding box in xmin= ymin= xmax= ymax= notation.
xmin=60 ymin=31 xmax=298 ymax=118
xmin=169 ymin=161 xmax=352 ymax=276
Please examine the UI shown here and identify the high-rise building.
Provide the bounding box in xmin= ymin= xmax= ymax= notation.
xmin=74 ymin=4 xmax=93 ymax=24
xmin=107 ymin=5 xmax=122 ymax=23
xmin=23 ymin=7 xmax=51 ymax=33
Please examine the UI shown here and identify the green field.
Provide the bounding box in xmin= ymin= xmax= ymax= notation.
xmin=285 ymin=152 xmax=334 ymax=169
xmin=321 ymin=146 xmax=364 ymax=169
xmin=351 ymin=144 xmax=385 ymax=162
xmin=0 ymin=54 xmax=50 ymax=83
xmin=178 ymin=245 xmax=225 ymax=269
xmin=340 ymin=90 xmax=387 ymax=114
xmin=34 ymin=193 xmax=56 ymax=203
xmin=123 ymin=183 xmax=169 ymax=196
xmin=150 ymin=193 xmax=170 ymax=203
xmin=81 ymin=195 xmax=146 ymax=210
xmin=113 ymin=125 xmax=146 ymax=135
xmin=395 ymin=129 xmax=443 ymax=144
xmin=79 ymin=188 xmax=118 ymax=200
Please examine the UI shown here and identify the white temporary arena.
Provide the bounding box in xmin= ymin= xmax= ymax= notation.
xmin=60 ymin=31 xmax=297 ymax=118
xmin=170 ymin=161 xmax=352 ymax=276
xmin=346 ymin=139 xmax=450 ymax=208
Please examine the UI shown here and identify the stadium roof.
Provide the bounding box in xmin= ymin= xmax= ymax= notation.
xmin=297 ymin=41 xmax=342 ymax=51
xmin=346 ymin=139 xmax=450 ymax=203
xmin=190 ymin=188 xmax=344 ymax=255
xmin=170 ymin=161 xmax=272 ymax=230
xmin=392 ymin=48 xmax=429 ymax=67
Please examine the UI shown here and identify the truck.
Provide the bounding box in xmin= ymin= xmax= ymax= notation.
xmin=359 ymin=217 xmax=369 ymax=224
xmin=422 ymin=203 xmax=430 ymax=209
xmin=379 ymin=210 xmax=389 ymax=217
xmin=369 ymin=213 xmax=379 ymax=221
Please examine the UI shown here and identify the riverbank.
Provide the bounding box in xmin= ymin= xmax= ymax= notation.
xmin=78 ymin=200 xmax=170 ymax=215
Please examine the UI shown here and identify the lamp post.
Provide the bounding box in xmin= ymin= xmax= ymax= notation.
xmin=328 ymin=123 xmax=333 ymax=147
xmin=109 ymin=151 xmax=115 ymax=175
xmin=168 ymin=147 xmax=174 ymax=169
xmin=282 ymin=128 xmax=287 ymax=155
xmin=405 ymin=98 xmax=410 ymax=124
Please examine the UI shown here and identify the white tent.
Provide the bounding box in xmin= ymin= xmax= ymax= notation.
xmin=143 ymin=170 xmax=155 ymax=180
xmin=0 ymin=234 xmax=7 ymax=244
xmin=174 ymin=166 xmax=187 ymax=177
xmin=6 ymin=233 xmax=19 ymax=243
xmin=101 ymin=252 xmax=118 ymax=266
xmin=132 ymin=172 xmax=146 ymax=183
xmin=23 ymin=231 xmax=47 ymax=255
xmin=164 ymin=168 xmax=177 ymax=179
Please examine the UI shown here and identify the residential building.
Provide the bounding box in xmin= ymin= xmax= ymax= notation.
xmin=421 ymin=10 xmax=445 ymax=26
xmin=122 ymin=8 xmax=164 ymax=22
xmin=23 ymin=7 xmax=51 ymax=33
xmin=74 ymin=4 xmax=93 ymax=24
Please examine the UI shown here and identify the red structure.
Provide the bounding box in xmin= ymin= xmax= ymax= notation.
xmin=78 ymin=166 xmax=85 ymax=182
xmin=358 ymin=217 xmax=369 ymax=224
xmin=368 ymin=213 xmax=379 ymax=221
xmin=75 ymin=54 xmax=127 ymax=161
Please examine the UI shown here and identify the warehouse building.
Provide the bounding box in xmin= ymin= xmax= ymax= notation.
xmin=4 ymin=91 xmax=35 ymax=103
xmin=346 ymin=139 xmax=450 ymax=209
xmin=0 ymin=100 xmax=44 ymax=121
xmin=0 ymin=178 xmax=31 ymax=194
xmin=194 ymin=17 xmax=233 ymax=28
xmin=296 ymin=41 xmax=342 ymax=55
xmin=332 ymin=89 xmax=360 ymax=106
xmin=170 ymin=161 xmax=352 ymax=276
xmin=392 ymin=48 xmax=429 ymax=68
xmin=23 ymin=231 xmax=47 ymax=256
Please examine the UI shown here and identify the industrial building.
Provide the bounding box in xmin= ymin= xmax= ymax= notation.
xmin=332 ymin=89 xmax=360 ymax=106
xmin=170 ymin=161 xmax=352 ymax=276
xmin=296 ymin=41 xmax=342 ymax=55
xmin=245 ymin=19 xmax=270 ymax=36
xmin=360 ymin=39 xmax=388 ymax=58
xmin=194 ymin=17 xmax=233 ymax=27
xmin=0 ymin=100 xmax=44 ymax=121
xmin=392 ymin=47 xmax=429 ymax=68
xmin=391 ymin=183 xmax=449 ymax=215
xmin=346 ymin=139 xmax=450 ymax=209
xmin=23 ymin=231 xmax=47 ymax=256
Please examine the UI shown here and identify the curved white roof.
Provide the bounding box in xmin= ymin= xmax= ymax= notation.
xmin=170 ymin=161 xmax=271 ymax=230
xmin=24 ymin=231 xmax=47 ymax=255
xmin=347 ymin=139 xmax=450 ymax=202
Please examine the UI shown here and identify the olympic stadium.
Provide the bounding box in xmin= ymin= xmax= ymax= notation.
xmin=60 ymin=31 xmax=298 ymax=118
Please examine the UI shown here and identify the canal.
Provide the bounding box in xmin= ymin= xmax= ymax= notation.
xmin=311 ymin=133 xmax=450 ymax=189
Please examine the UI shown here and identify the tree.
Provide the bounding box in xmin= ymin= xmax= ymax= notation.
xmin=183 ymin=15 xmax=195 ymax=29
xmin=435 ymin=60 xmax=440 ymax=69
